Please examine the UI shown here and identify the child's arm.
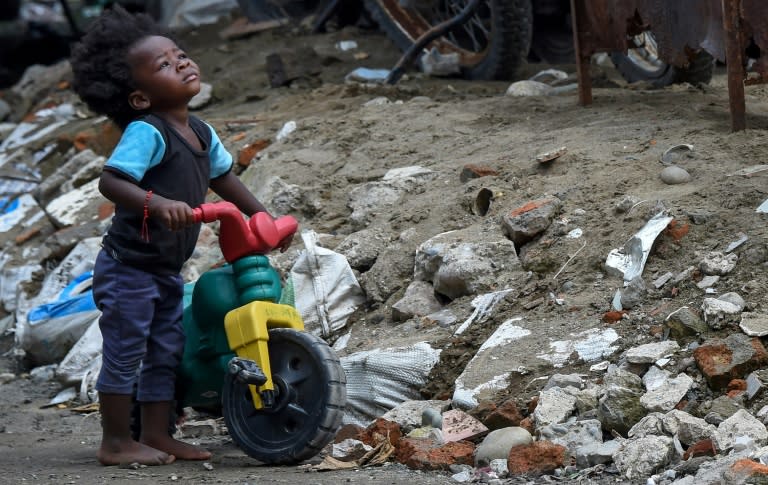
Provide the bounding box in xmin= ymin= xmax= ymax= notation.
xmin=210 ymin=171 xmax=270 ymax=217
xmin=100 ymin=170 xmax=194 ymax=231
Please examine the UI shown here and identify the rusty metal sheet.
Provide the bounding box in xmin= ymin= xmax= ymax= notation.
xmin=578 ymin=0 xmax=725 ymax=67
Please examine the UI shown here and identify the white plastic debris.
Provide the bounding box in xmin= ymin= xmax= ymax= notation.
xmin=275 ymin=120 xmax=297 ymax=142
xmin=605 ymin=213 xmax=673 ymax=282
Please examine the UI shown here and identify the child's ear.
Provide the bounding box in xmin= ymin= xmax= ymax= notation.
xmin=128 ymin=90 xmax=151 ymax=111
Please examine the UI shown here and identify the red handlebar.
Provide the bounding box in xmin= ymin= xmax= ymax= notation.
xmin=193 ymin=202 xmax=298 ymax=262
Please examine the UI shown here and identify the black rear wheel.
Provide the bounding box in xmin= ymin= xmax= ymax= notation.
xmin=222 ymin=329 xmax=346 ymax=464
xmin=610 ymin=31 xmax=714 ymax=87
xmin=365 ymin=0 xmax=532 ymax=80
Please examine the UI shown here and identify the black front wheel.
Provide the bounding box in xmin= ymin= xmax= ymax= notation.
xmin=222 ymin=329 xmax=347 ymax=464
xmin=610 ymin=31 xmax=714 ymax=87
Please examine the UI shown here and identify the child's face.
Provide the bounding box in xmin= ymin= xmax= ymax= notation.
xmin=127 ymin=35 xmax=201 ymax=112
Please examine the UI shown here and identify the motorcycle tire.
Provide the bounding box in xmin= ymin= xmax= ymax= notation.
xmin=610 ymin=32 xmax=714 ymax=87
xmin=364 ymin=0 xmax=533 ymax=80
xmin=222 ymin=329 xmax=346 ymax=465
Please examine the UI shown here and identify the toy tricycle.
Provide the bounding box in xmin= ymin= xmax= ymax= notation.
xmin=145 ymin=201 xmax=347 ymax=464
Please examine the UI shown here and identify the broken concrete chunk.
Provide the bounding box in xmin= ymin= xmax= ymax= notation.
xmin=534 ymin=387 xmax=577 ymax=427
xmin=699 ymin=251 xmax=738 ymax=276
xmin=391 ymin=281 xmax=443 ymax=322
xmin=739 ymin=312 xmax=768 ymax=337
xmin=697 ymin=275 xmax=720 ymax=289
xmin=613 ymin=435 xmax=675 ymax=479
xmin=500 ymin=195 xmax=561 ymax=247
xmin=640 ymin=373 xmax=693 ymax=412
xmin=714 ymin=409 xmax=768 ymax=452
xmin=334 ymin=227 xmax=392 ymax=271
xmin=702 ymin=297 xmax=743 ymax=329
xmin=626 ymin=341 xmax=680 ymax=364
xmin=381 ymin=399 xmax=450 ymax=433
xmin=45 ymin=178 xmax=109 ymax=229
xmin=414 ymin=225 xmax=522 ymax=300
xmin=662 ymin=410 xmax=716 ymax=446
xmin=653 ymin=272 xmax=674 ymax=289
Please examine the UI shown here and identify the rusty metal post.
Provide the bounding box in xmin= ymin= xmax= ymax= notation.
xmin=570 ymin=0 xmax=593 ymax=106
xmin=722 ymin=0 xmax=746 ymax=131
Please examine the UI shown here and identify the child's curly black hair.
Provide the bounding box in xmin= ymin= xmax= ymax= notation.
xmin=70 ymin=6 xmax=170 ymax=129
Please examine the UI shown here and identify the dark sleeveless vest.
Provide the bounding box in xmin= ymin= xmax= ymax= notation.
xmin=102 ymin=114 xmax=211 ymax=274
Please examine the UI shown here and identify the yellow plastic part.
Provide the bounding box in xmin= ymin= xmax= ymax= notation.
xmin=224 ymin=301 xmax=304 ymax=409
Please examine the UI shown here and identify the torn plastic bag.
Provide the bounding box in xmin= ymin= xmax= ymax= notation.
xmin=288 ymin=230 xmax=365 ymax=339
xmin=340 ymin=342 xmax=441 ymax=426
xmin=605 ymin=212 xmax=673 ymax=282
xmin=19 ymin=271 xmax=99 ymax=365
xmin=56 ymin=316 xmax=102 ymax=386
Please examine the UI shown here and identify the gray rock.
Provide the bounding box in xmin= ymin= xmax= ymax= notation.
xmin=577 ymin=440 xmax=621 ymax=467
xmin=714 ymin=409 xmax=768 ymax=452
xmin=505 ymin=80 xmax=553 ymax=96
xmin=718 ymin=292 xmax=746 ymax=311
xmin=0 ymin=98 xmax=10 ymax=121
xmin=662 ymin=410 xmax=716 ymax=446
xmin=334 ymin=227 xmax=393 ymax=271
xmin=35 ymin=149 xmax=105 ymax=206
xmin=534 ymin=387 xmax=577 ymax=426
xmin=626 ymin=341 xmax=680 ymax=364
xmin=643 ymin=366 xmax=671 ymax=391
xmin=640 ymin=373 xmax=693 ymax=412
xmin=665 ymin=307 xmax=708 ymax=338
xmin=539 ymin=419 xmax=603 ymax=465
xmin=422 ymin=407 xmax=443 ymax=429
xmin=709 ymin=395 xmax=745 ymax=421
xmin=628 ymin=413 xmax=666 ymax=439
xmin=474 ymin=427 xmax=532 ymax=466
xmin=391 ymin=281 xmax=444 ymax=322
xmin=613 ymin=435 xmax=675 ymax=479
xmin=696 ymin=275 xmax=720 ymax=289
xmin=543 ymin=373 xmax=585 ymax=391
xmin=660 ymin=165 xmax=692 ymax=185
xmin=620 ymin=276 xmax=647 ymax=309
xmin=598 ymin=385 xmax=646 ymax=436
xmin=414 ymin=225 xmax=523 ymax=299
xmin=702 ymin=297 xmax=742 ymax=330
xmin=501 ymin=195 xmax=561 ymax=247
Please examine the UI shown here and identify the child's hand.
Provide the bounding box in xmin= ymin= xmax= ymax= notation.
xmin=149 ymin=196 xmax=194 ymax=231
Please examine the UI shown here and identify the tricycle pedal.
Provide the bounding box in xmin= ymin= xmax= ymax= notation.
xmin=227 ymin=357 xmax=267 ymax=386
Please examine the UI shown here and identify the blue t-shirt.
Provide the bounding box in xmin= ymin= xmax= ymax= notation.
xmin=102 ymin=114 xmax=232 ymax=274
xmin=106 ymin=119 xmax=232 ymax=182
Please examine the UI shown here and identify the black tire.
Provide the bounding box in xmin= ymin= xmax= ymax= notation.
xmin=222 ymin=329 xmax=346 ymax=465
xmin=529 ymin=12 xmax=574 ymax=64
xmin=364 ymin=0 xmax=533 ymax=80
xmin=610 ymin=32 xmax=714 ymax=87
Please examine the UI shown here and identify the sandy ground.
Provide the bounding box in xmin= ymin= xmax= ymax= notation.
xmin=2 ymin=12 xmax=768 ymax=484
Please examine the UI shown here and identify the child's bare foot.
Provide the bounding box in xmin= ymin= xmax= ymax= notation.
xmin=97 ymin=438 xmax=176 ymax=466
xmin=141 ymin=435 xmax=212 ymax=461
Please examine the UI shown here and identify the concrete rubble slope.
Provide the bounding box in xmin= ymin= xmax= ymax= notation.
xmin=5 ymin=12 xmax=768 ymax=485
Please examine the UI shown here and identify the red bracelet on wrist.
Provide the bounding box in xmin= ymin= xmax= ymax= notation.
xmin=140 ymin=190 xmax=153 ymax=242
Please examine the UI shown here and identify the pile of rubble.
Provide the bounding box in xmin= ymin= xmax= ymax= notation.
xmin=5 ymin=41 xmax=768 ymax=485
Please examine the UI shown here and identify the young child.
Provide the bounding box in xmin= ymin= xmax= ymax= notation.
xmin=70 ymin=6 xmax=284 ymax=466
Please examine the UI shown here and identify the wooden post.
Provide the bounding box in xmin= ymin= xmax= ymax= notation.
xmin=722 ymin=0 xmax=746 ymax=131
xmin=570 ymin=0 xmax=593 ymax=106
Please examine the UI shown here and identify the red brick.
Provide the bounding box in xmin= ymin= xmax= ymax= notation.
xmin=237 ymin=139 xmax=270 ymax=167
xmin=394 ymin=437 xmax=475 ymax=471
xmin=508 ymin=441 xmax=567 ymax=475
xmin=729 ymin=459 xmax=768 ymax=481
xmin=693 ymin=335 xmax=768 ymax=390
xmin=360 ymin=418 xmax=402 ymax=447
xmin=683 ymin=439 xmax=717 ymax=460
xmin=460 ymin=164 xmax=499 ymax=182
xmin=519 ymin=417 xmax=535 ymax=435
xmin=484 ymin=398 xmax=524 ymax=429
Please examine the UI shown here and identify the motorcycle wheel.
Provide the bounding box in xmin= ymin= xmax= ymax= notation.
xmin=365 ymin=0 xmax=533 ymax=80
xmin=222 ymin=329 xmax=346 ymax=464
xmin=610 ymin=31 xmax=714 ymax=87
